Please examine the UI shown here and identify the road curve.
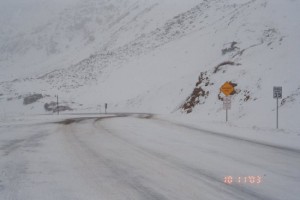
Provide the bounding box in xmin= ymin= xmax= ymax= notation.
xmin=0 ymin=114 xmax=299 ymax=200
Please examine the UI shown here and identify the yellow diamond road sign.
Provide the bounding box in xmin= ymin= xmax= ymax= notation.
xmin=220 ymin=82 xmax=234 ymax=96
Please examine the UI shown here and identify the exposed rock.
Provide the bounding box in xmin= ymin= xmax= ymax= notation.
xmin=53 ymin=106 xmax=73 ymax=113
xmin=181 ymin=71 xmax=210 ymax=113
xmin=44 ymin=101 xmax=73 ymax=112
xmin=222 ymin=41 xmax=239 ymax=55
xmin=44 ymin=101 xmax=57 ymax=111
xmin=23 ymin=94 xmax=43 ymax=105
xmin=213 ymin=61 xmax=237 ymax=74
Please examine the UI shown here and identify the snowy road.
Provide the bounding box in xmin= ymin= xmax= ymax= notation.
xmin=0 ymin=114 xmax=299 ymax=200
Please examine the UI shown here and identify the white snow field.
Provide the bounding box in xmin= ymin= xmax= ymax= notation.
xmin=0 ymin=114 xmax=299 ymax=200
xmin=0 ymin=0 xmax=299 ymax=132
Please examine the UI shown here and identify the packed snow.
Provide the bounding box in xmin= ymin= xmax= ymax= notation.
xmin=0 ymin=114 xmax=299 ymax=200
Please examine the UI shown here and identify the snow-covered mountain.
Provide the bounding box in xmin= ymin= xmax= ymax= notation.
xmin=0 ymin=0 xmax=299 ymax=131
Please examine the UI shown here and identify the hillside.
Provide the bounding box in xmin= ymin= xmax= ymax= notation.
xmin=0 ymin=0 xmax=299 ymax=131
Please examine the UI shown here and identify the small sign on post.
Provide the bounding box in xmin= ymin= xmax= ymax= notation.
xmin=273 ymin=87 xmax=282 ymax=99
xmin=223 ymin=96 xmax=231 ymax=110
xmin=105 ymin=103 xmax=108 ymax=114
xmin=220 ymin=82 xmax=235 ymax=123
xmin=273 ymin=86 xmax=282 ymax=129
xmin=220 ymin=82 xmax=234 ymax=97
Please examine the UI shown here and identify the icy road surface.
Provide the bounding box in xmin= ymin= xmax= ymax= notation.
xmin=0 ymin=114 xmax=299 ymax=200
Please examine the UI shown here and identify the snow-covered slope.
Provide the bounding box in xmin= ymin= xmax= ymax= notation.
xmin=0 ymin=0 xmax=299 ymax=131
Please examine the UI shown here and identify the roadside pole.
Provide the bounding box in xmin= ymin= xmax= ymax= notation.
xmin=223 ymin=96 xmax=231 ymax=122
xmin=226 ymin=108 xmax=228 ymax=122
xmin=273 ymin=86 xmax=282 ymax=129
xmin=276 ymin=97 xmax=278 ymax=129
xmin=56 ymin=95 xmax=59 ymax=115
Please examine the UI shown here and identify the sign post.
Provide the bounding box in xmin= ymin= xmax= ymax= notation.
xmin=105 ymin=103 xmax=107 ymax=114
xmin=220 ymin=82 xmax=234 ymax=123
xmin=223 ymin=96 xmax=231 ymax=122
xmin=273 ymin=86 xmax=282 ymax=129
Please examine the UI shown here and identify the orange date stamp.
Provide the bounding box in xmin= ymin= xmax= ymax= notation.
xmin=224 ymin=176 xmax=262 ymax=184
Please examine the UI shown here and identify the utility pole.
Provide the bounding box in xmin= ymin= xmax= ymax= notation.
xmin=56 ymin=95 xmax=59 ymax=115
